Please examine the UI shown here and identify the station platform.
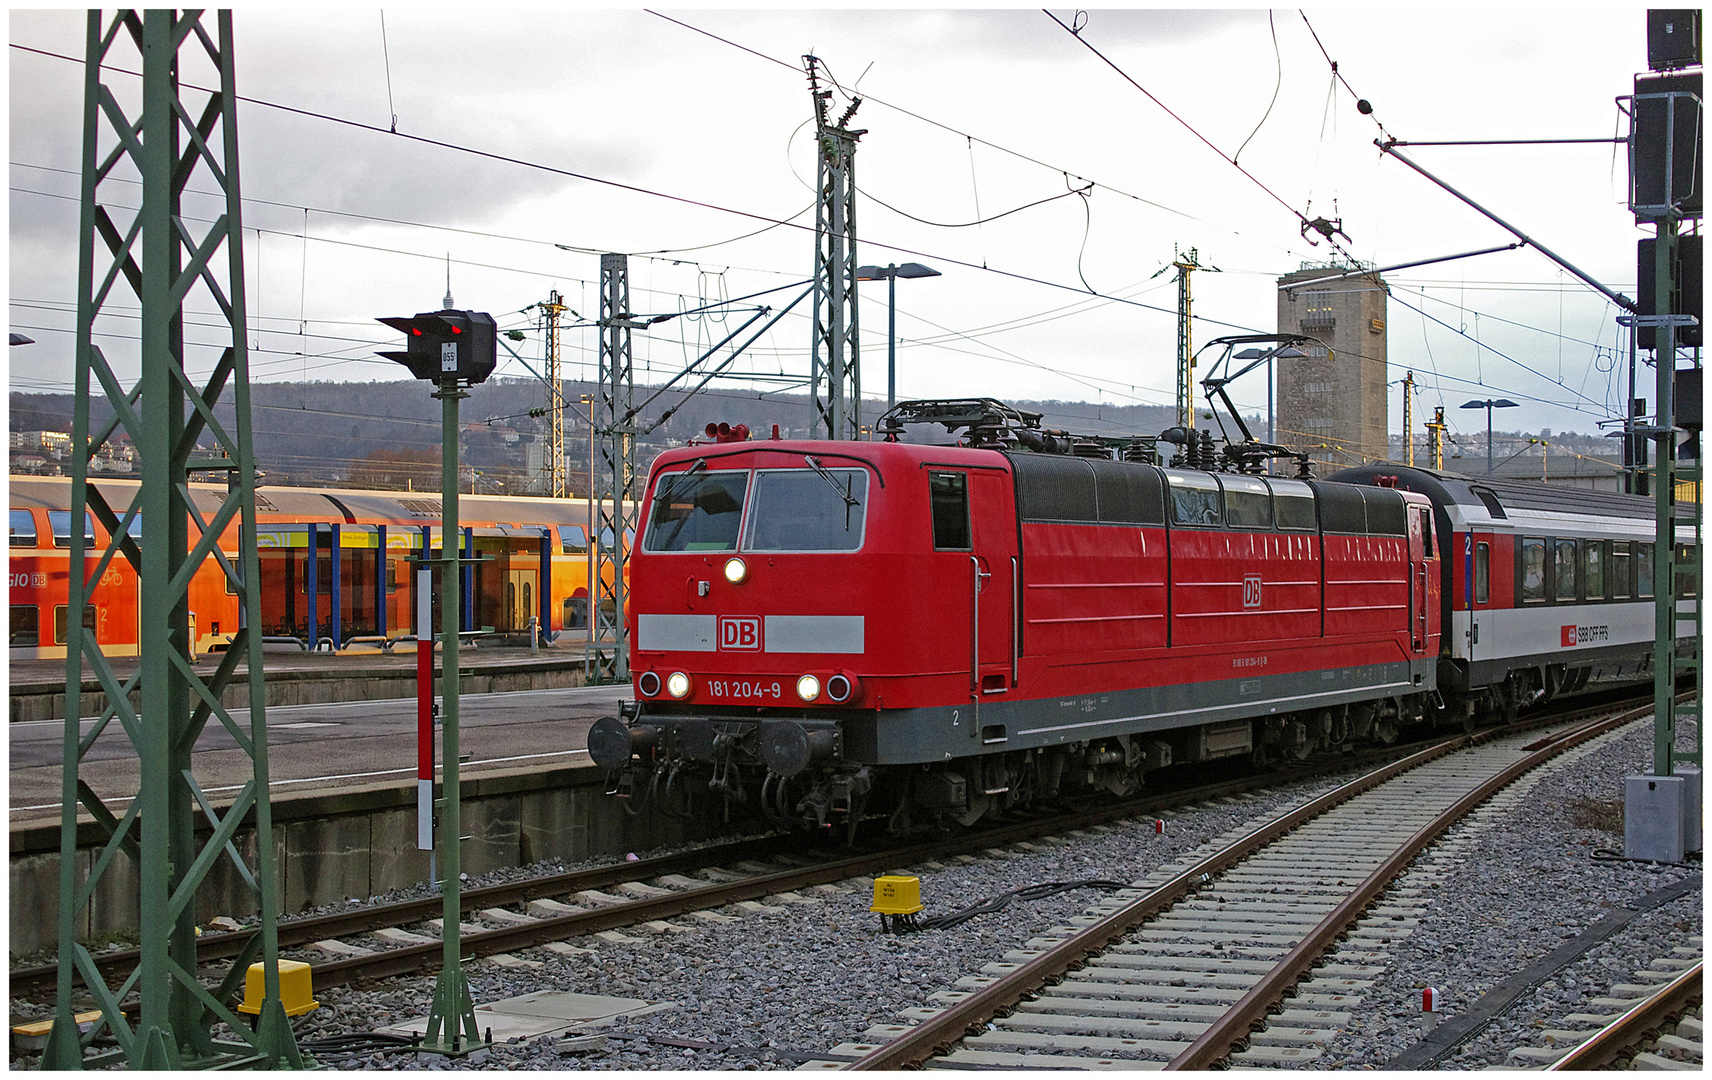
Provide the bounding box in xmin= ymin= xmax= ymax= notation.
xmin=9 ymin=639 xmax=605 ymax=723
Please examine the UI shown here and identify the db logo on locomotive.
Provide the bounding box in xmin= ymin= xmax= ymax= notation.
xmin=1242 ymin=574 xmax=1262 ymax=609
xmin=718 ymin=615 xmax=762 ymax=652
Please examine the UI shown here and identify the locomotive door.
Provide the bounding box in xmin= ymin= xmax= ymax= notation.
xmin=967 ymin=469 xmax=1017 ymax=697
xmin=1407 ymin=506 xmax=1429 ymax=654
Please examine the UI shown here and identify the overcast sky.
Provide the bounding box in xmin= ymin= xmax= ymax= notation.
xmin=8 ymin=7 xmax=1663 ymax=448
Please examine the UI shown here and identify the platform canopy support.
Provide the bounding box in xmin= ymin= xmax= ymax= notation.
xmin=48 ymin=10 xmax=300 ymax=1070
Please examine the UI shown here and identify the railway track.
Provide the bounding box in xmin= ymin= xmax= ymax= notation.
xmin=839 ymin=698 xmax=1662 ymax=1069
xmin=1520 ymin=955 xmax=1703 ymax=1070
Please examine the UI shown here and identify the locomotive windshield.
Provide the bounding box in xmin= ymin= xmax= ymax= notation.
xmin=643 ymin=470 xmax=749 ymax=552
xmin=641 ymin=465 xmax=870 ymax=553
xmin=744 ymin=468 xmax=868 ymax=551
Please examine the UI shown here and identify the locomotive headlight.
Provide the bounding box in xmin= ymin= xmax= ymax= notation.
xmin=795 ymin=673 xmax=821 ymax=702
xmin=666 ymin=671 xmax=693 ymax=699
xmin=723 ymin=557 xmax=748 ymax=585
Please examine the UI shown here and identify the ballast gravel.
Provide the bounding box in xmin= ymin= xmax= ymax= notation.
xmin=126 ymin=710 xmax=1703 ymax=1072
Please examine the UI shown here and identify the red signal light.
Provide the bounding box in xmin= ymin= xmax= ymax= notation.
xmin=450 ymin=325 xmax=462 ymax=334
xmin=411 ymin=327 xmax=422 ymax=336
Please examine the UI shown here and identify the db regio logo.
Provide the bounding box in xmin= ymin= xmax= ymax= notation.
xmin=717 ymin=616 xmax=762 ymax=652
xmin=1242 ymin=574 xmax=1263 ymax=609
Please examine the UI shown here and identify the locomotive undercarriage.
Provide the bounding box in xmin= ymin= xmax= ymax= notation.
xmin=592 ymin=693 xmax=1454 ymax=837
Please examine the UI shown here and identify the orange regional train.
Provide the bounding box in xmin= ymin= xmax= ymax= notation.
xmin=8 ymin=475 xmax=623 ymax=660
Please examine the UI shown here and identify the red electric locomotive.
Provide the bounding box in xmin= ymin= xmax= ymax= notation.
xmin=590 ymin=400 xmax=1443 ymax=836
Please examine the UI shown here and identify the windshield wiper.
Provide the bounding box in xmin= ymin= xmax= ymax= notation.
xmin=803 ymin=456 xmax=859 ymax=508
xmin=652 ymin=459 xmax=707 ymax=507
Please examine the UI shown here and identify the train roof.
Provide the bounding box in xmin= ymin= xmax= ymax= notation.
xmin=1325 ymin=462 xmax=1693 ymax=523
xmin=8 ymin=475 xmax=592 ymax=527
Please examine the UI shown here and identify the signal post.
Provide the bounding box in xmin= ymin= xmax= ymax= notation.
xmin=378 ymin=308 xmax=498 ymax=1056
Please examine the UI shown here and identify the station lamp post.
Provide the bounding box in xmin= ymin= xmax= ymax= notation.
xmin=1460 ymin=398 xmax=1519 ymax=475
xmin=855 ymin=262 xmax=940 ymax=410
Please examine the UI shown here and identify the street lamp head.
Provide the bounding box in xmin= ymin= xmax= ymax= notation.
xmin=1461 ymin=398 xmax=1520 ymax=410
xmin=854 ymin=264 xmax=888 ymax=281
xmin=895 ymin=262 xmax=941 ymax=279
xmin=1492 ymin=399 xmax=1519 ymax=409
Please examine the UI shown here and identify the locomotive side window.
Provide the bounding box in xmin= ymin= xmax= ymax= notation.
xmin=49 ymin=511 xmax=95 ymax=549
xmin=53 ymin=604 xmax=97 ymax=646
xmin=1638 ymin=542 xmax=1655 ymax=598
xmin=558 ymin=525 xmax=587 ymax=554
xmin=10 ymin=605 xmax=39 ymax=647
xmin=1583 ymin=540 xmax=1605 ymax=599
xmin=1165 ymin=471 xmax=1221 ymax=527
xmin=745 ymin=469 xmax=868 ymax=552
xmin=10 ymin=509 xmax=36 ymax=547
xmin=1520 ymin=537 xmax=1547 ymax=602
xmin=929 ymin=472 xmax=971 ymax=550
xmin=1317 ymin=484 xmax=1366 ymax=533
xmin=642 ymin=470 xmax=749 ymax=553
xmin=1475 ymin=542 xmax=1490 ymax=604
xmin=1219 ymin=474 xmax=1271 ymax=530
xmin=1553 ymin=539 xmax=1578 ymax=601
xmin=1268 ymin=480 xmax=1317 ymax=530
xmin=1611 ymin=541 xmax=1631 ymax=598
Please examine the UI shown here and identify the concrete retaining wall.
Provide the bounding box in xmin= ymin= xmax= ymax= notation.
xmin=9 ymin=762 xmax=734 ymax=958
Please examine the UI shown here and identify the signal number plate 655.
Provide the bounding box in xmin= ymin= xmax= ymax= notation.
xmin=707 ymin=679 xmax=783 ymax=702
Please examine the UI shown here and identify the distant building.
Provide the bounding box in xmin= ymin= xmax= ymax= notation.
xmin=1275 ymin=262 xmax=1389 ymax=470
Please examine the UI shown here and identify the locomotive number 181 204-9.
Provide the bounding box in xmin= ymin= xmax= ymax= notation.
xmin=706 ymin=679 xmax=785 ymax=701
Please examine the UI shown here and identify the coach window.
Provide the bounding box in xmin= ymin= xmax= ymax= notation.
xmin=558 ymin=525 xmax=587 ymax=554
xmin=1220 ymin=475 xmax=1271 ymax=529
xmin=1269 ymin=480 xmax=1317 ymax=530
xmin=1677 ymin=544 xmax=1698 ymax=598
xmin=1582 ymin=540 xmax=1604 ymax=600
xmin=1475 ymin=542 xmax=1490 ymax=604
xmin=929 ymin=472 xmax=971 ymax=550
xmin=1166 ymin=471 xmax=1222 ymax=527
xmin=1610 ymin=541 xmax=1631 ymax=599
xmin=10 ymin=605 xmax=39 ymax=647
xmin=49 ymin=511 xmax=95 ymax=549
xmin=562 ymin=596 xmax=588 ymax=630
xmin=53 ymin=604 xmax=97 ymax=646
xmin=1553 ymin=539 xmax=1577 ymax=601
xmin=10 ymin=509 xmax=36 ymax=547
xmin=1520 ymin=537 xmax=1547 ymax=602
xmin=1637 ymin=543 xmax=1655 ymax=599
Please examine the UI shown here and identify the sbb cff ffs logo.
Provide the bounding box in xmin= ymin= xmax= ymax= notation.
xmin=719 ymin=616 xmax=762 ymax=652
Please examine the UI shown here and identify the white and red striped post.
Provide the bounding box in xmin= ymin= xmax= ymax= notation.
xmin=416 ymin=567 xmax=434 ymax=853
xmin=1422 ymin=986 xmax=1441 ymax=1030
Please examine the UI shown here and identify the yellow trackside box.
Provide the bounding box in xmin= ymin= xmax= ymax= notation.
xmin=238 ymin=960 xmax=319 ymax=1017
xmin=870 ymin=875 xmax=924 ymax=915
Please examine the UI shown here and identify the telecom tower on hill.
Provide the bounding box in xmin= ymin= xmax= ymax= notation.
xmin=1275 ymin=262 xmax=1390 ymax=470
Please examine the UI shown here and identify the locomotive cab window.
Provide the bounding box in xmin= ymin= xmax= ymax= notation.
xmin=929 ymin=472 xmax=971 ymax=550
xmin=1165 ymin=470 xmax=1221 ymax=527
xmin=1554 ymin=539 xmax=1577 ymax=601
xmin=744 ymin=467 xmax=868 ymax=552
xmin=1520 ymin=537 xmax=1547 ymax=602
xmin=1219 ymin=474 xmax=1271 ymax=530
xmin=10 ymin=509 xmax=36 ymax=547
xmin=642 ymin=469 xmax=748 ymax=553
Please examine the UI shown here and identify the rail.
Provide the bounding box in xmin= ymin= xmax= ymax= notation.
xmin=1547 ymin=962 xmax=1703 ymax=1070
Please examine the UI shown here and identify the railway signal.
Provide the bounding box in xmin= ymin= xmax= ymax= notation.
xmin=377 ymin=309 xmax=498 ymax=386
